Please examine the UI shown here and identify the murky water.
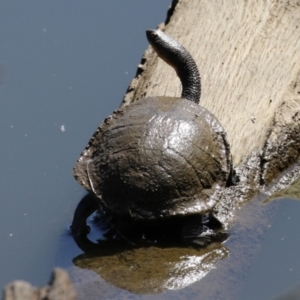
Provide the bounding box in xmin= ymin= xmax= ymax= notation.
xmin=1 ymin=2 xmax=300 ymax=300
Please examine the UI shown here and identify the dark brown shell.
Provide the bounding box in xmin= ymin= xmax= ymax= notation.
xmin=74 ymin=97 xmax=231 ymax=220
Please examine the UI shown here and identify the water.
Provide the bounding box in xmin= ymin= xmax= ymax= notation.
xmin=1 ymin=2 xmax=300 ymax=299
xmin=237 ymin=199 xmax=300 ymax=300
xmin=0 ymin=0 xmax=171 ymax=288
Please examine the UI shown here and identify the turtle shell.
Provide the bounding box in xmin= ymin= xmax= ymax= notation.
xmin=74 ymin=97 xmax=231 ymax=220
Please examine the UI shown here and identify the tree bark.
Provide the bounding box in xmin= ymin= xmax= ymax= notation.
xmin=123 ymin=0 xmax=300 ymax=186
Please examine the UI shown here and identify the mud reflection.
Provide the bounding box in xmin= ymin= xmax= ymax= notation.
xmin=73 ymin=242 xmax=228 ymax=294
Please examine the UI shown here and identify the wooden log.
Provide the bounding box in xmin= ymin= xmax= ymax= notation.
xmin=122 ymin=0 xmax=300 ymax=186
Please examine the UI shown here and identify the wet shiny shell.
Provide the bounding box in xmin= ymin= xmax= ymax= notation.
xmin=74 ymin=97 xmax=231 ymax=220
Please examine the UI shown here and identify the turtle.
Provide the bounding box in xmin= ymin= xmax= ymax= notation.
xmin=71 ymin=29 xmax=232 ymax=247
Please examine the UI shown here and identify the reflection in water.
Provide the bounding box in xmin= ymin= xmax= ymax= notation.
xmin=73 ymin=242 xmax=228 ymax=294
xmin=70 ymin=194 xmax=229 ymax=294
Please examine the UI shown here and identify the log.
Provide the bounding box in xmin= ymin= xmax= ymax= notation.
xmin=123 ymin=0 xmax=300 ymax=187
